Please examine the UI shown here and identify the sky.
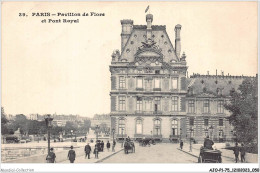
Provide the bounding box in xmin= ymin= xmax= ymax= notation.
xmin=2 ymin=2 xmax=258 ymax=117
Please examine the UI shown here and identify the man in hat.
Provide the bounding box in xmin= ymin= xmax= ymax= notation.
xmin=233 ymin=142 xmax=240 ymax=163
xmin=46 ymin=148 xmax=56 ymax=163
xmin=85 ymin=143 xmax=91 ymax=159
xmin=68 ymin=146 xmax=76 ymax=163
xmin=112 ymin=140 xmax=116 ymax=152
xmin=204 ymin=136 xmax=214 ymax=150
xmin=180 ymin=140 xmax=184 ymax=150
xmin=106 ymin=141 xmax=111 ymax=152
xmin=240 ymin=143 xmax=246 ymax=163
xmin=94 ymin=144 xmax=99 ymax=159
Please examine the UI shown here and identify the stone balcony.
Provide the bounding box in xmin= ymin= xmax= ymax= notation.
xmin=116 ymin=134 xmax=127 ymax=138
xmin=152 ymin=135 xmax=162 ymax=139
xmin=153 ymin=111 xmax=162 ymax=115
xmin=136 ymin=88 xmax=144 ymax=91
xmin=169 ymin=135 xmax=180 ymax=139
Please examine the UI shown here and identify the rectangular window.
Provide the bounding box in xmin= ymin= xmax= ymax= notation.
xmin=219 ymin=130 xmax=223 ymax=138
xmin=154 ymin=78 xmax=160 ymax=88
xmin=118 ymin=119 xmax=125 ymax=135
xmin=136 ymin=97 xmax=142 ymax=112
xmin=119 ymin=96 xmax=126 ymax=111
xmin=136 ymin=119 xmax=142 ymax=134
xmin=172 ymin=78 xmax=178 ymax=89
xmin=188 ymin=100 xmax=195 ymax=113
xmin=154 ymin=120 xmax=161 ymax=135
xmin=217 ymin=100 xmax=224 ymax=113
xmin=189 ymin=118 xmax=194 ymax=126
xmin=219 ymin=119 xmax=224 ymax=126
xmin=119 ymin=76 xmax=126 ymax=89
xmin=137 ymin=77 xmax=143 ymax=88
xmin=154 ymin=97 xmax=161 ymax=111
xmin=145 ymin=80 xmax=152 ymax=91
xmin=204 ymin=119 xmax=208 ymax=126
xmin=145 ymin=100 xmax=152 ymax=111
xmin=171 ymin=97 xmax=178 ymax=111
xmin=203 ymin=100 xmax=210 ymax=113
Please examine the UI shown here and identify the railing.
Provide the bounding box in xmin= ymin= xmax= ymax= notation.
xmin=136 ymin=88 xmax=144 ymax=91
xmin=116 ymin=134 xmax=127 ymax=138
xmin=152 ymin=135 xmax=162 ymax=139
xmin=153 ymin=88 xmax=161 ymax=91
xmin=135 ymin=110 xmax=143 ymax=114
xmin=153 ymin=111 xmax=162 ymax=115
xmin=170 ymin=135 xmax=180 ymax=139
xmin=144 ymin=88 xmax=153 ymax=92
xmin=134 ymin=134 xmax=144 ymax=138
xmin=143 ymin=111 xmax=153 ymax=114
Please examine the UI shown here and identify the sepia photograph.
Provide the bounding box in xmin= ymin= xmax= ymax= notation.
xmin=1 ymin=1 xmax=258 ymax=172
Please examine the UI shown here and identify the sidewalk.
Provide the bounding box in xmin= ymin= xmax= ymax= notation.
xmin=60 ymin=144 xmax=123 ymax=163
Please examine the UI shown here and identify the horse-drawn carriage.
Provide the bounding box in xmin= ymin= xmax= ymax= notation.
xmin=198 ymin=147 xmax=222 ymax=163
xmin=139 ymin=138 xmax=155 ymax=147
xmin=124 ymin=140 xmax=135 ymax=154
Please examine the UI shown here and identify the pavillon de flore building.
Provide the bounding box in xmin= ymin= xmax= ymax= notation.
xmin=109 ymin=13 xmax=256 ymax=143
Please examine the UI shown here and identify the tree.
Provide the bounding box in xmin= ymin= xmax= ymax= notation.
xmin=13 ymin=114 xmax=28 ymax=135
xmin=225 ymin=78 xmax=258 ymax=145
xmin=1 ymin=107 xmax=9 ymax=135
xmin=79 ymin=120 xmax=91 ymax=133
xmin=64 ymin=121 xmax=77 ymax=134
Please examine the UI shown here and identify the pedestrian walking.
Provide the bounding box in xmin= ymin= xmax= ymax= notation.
xmin=94 ymin=145 xmax=99 ymax=159
xmin=240 ymin=143 xmax=246 ymax=163
xmin=68 ymin=146 xmax=76 ymax=163
xmin=101 ymin=141 xmax=104 ymax=152
xmin=112 ymin=140 xmax=116 ymax=152
xmin=46 ymin=148 xmax=56 ymax=163
xmin=106 ymin=141 xmax=111 ymax=151
xmin=85 ymin=143 xmax=91 ymax=159
xmin=180 ymin=140 xmax=183 ymax=150
xmin=233 ymin=142 xmax=240 ymax=163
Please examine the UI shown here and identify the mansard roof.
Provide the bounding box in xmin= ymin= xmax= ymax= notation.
xmin=187 ymin=74 xmax=256 ymax=97
xmin=120 ymin=25 xmax=179 ymax=63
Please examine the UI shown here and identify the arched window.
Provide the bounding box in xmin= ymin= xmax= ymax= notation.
xmin=136 ymin=119 xmax=143 ymax=134
xmin=118 ymin=119 xmax=125 ymax=135
xmin=154 ymin=119 xmax=161 ymax=135
xmin=172 ymin=119 xmax=178 ymax=136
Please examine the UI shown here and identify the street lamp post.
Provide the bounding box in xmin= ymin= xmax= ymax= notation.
xmin=44 ymin=114 xmax=53 ymax=163
xmin=209 ymin=125 xmax=214 ymax=141
xmin=189 ymin=127 xmax=193 ymax=152
xmin=121 ymin=128 xmax=124 ymax=148
xmin=180 ymin=128 xmax=182 ymax=142
xmin=112 ymin=128 xmax=115 ymax=142
xmin=95 ymin=125 xmax=100 ymax=142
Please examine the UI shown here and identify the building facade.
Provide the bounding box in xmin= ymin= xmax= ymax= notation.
xmin=110 ymin=13 xmax=256 ymax=143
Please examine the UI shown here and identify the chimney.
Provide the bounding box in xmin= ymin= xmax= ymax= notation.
xmin=120 ymin=19 xmax=133 ymax=52
xmin=146 ymin=14 xmax=153 ymax=40
xmin=175 ymin=24 xmax=182 ymax=58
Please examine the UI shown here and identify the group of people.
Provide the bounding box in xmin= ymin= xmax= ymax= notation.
xmin=46 ymin=140 xmax=117 ymax=163
xmin=233 ymin=142 xmax=246 ymax=163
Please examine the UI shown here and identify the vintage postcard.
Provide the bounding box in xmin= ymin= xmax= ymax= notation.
xmin=1 ymin=1 xmax=258 ymax=173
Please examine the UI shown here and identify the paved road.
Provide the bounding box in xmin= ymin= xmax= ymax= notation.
xmin=102 ymin=143 xmax=198 ymax=163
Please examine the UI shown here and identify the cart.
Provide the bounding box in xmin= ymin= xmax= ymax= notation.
xmin=198 ymin=147 xmax=222 ymax=163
